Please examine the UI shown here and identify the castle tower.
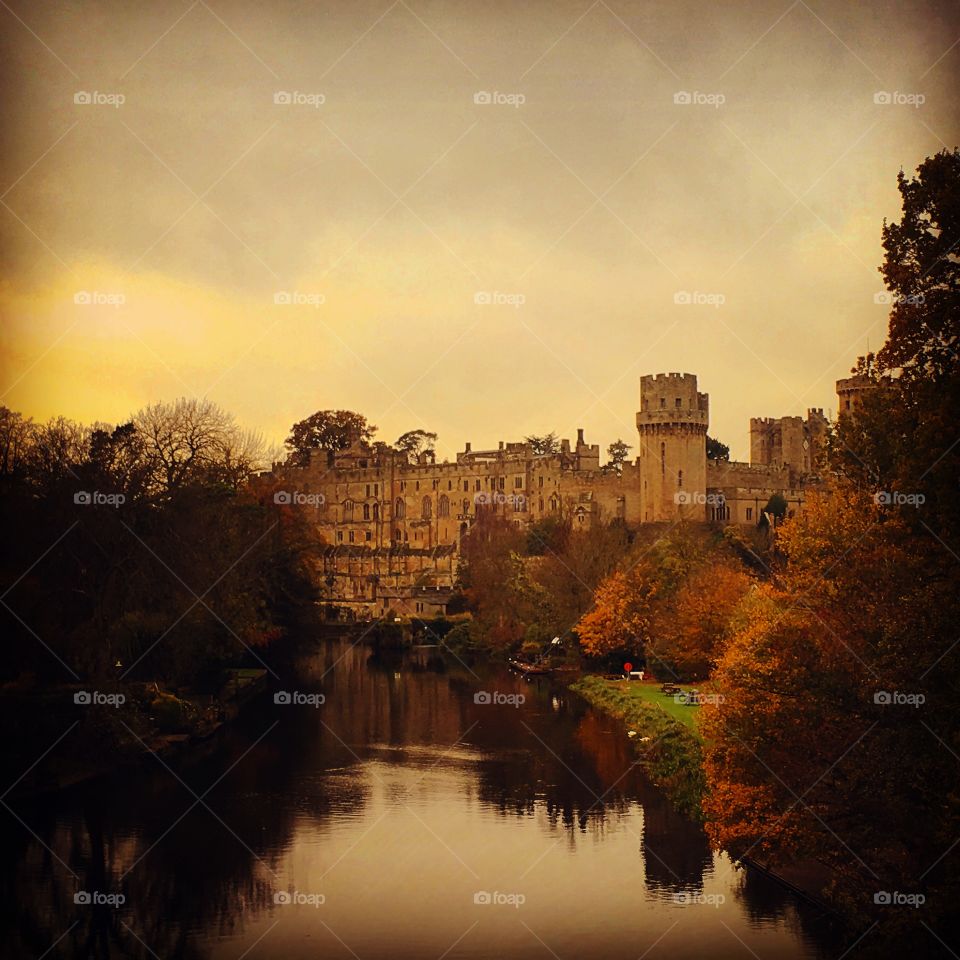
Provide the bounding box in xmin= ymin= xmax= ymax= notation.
xmin=637 ymin=373 xmax=709 ymax=521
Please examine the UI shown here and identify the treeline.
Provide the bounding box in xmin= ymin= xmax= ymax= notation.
xmin=0 ymin=397 xmax=319 ymax=689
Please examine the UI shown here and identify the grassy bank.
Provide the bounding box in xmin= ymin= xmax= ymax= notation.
xmin=570 ymin=676 xmax=706 ymax=819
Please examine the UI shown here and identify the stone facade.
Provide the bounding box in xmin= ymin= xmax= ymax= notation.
xmin=263 ymin=371 xmax=840 ymax=618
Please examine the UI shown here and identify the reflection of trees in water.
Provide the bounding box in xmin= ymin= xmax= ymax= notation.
xmin=1 ymin=710 xmax=368 ymax=960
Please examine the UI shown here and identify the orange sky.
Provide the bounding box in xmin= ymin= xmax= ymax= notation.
xmin=1 ymin=0 xmax=958 ymax=460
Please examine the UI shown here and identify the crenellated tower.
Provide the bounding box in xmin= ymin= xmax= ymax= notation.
xmin=636 ymin=373 xmax=709 ymax=521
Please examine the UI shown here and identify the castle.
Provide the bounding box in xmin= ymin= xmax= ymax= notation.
xmin=265 ymin=373 xmax=861 ymax=619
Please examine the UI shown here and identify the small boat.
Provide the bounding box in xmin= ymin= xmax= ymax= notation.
xmin=508 ymin=658 xmax=551 ymax=676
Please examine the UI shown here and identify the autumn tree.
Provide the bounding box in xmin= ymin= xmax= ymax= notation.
xmin=284 ymin=410 xmax=376 ymax=467
xmin=576 ymin=563 xmax=658 ymax=659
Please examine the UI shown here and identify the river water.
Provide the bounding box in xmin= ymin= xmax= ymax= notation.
xmin=2 ymin=638 xmax=840 ymax=959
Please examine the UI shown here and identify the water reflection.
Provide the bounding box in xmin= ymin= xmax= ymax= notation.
xmin=1 ymin=638 xmax=839 ymax=959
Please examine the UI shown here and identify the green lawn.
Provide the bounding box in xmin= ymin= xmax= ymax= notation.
xmin=600 ymin=680 xmax=702 ymax=731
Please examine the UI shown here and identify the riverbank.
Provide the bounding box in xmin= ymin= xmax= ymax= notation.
xmin=570 ymin=675 xmax=706 ymax=819
xmin=1 ymin=668 xmax=267 ymax=799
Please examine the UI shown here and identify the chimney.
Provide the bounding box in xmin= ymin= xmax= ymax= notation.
xmin=499 ymin=440 xmax=504 ymax=450
xmin=465 ymin=442 xmax=471 ymax=453
xmin=577 ymin=428 xmax=585 ymax=446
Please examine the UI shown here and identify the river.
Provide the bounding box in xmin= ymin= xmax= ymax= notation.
xmin=2 ymin=637 xmax=840 ymax=959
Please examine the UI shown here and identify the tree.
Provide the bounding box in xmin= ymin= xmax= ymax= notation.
xmin=706 ymin=435 xmax=730 ymax=461
xmin=576 ymin=564 xmax=658 ymax=658
xmin=878 ymin=148 xmax=959 ymax=381
xmin=762 ymin=492 xmax=787 ymax=525
xmin=134 ymin=398 xmax=261 ymax=494
xmin=603 ymin=438 xmax=632 ymax=475
xmin=525 ymin=432 xmax=559 ymax=455
xmin=395 ymin=429 xmax=437 ymax=460
xmin=650 ymin=563 xmax=752 ymax=680
xmin=284 ymin=410 xmax=376 ymax=467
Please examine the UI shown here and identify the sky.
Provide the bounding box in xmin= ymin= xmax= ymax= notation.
xmin=1 ymin=0 xmax=958 ymax=462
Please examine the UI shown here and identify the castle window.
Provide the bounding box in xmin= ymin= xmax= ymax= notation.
xmin=463 ymin=498 xmax=470 ymax=515
xmin=439 ymin=495 xmax=450 ymax=517
xmin=432 ymin=479 xmax=439 ymax=490
xmin=374 ymin=483 xmax=378 ymax=495
xmin=394 ymin=497 xmax=405 ymax=520
xmin=337 ymin=531 xmax=343 ymax=542
xmin=660 ymin=442 xmax=666 ymax=475
xmin=366 ymin=484 xmax=370 ymax=496
xmin=538 ymin=476 xmax=543 ymax=488
xmin=475 ymin=479 xmax=481 ymax=491
xmin=514 ymin=476 xmax=522 ymax=488
xmin=539 ymin=498 xmax=544 ymax=512
xmin=676 ymin=397 xmax=682 ymax=408
xmin=660 ymin=398 xmax=666 ymax=409
xmin=343 ymin=500 xmax=355 ymax=522
xmin=746 ymin=507 xmax=753 ymax=521
xmin=365 ymin=531 xmax=372 ymax=541
xmin=463 ymin=480 xmax=469 ymax=492
xmin=373 ymin=503 xmax=380 ymax=520
xmin=415 ymin=480 xmax=420 ymax=491
xmin=499 ymin=476 xmax=506 ymax=490
xmin=348 ymin=530 xmax=355 ymax=543
xmin=422 ymin=496 xmax=432 ymax=519
xmin=394 ymin=528 xmax=401 ymax=540
xmin=448 ymin=480 xmax=452 ymax=490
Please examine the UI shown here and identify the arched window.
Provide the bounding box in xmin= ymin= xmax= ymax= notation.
xmin=343 ymin=499 xmax=354 ymax=522
xmin=363 ymin=502 xmax=370 ymax=520
xmin=422 ymin=496 xmax=432 ymax=519
xmin=394 ymin=497 xmax=405 ymax=520
xmin=373 ymin=503 xmax=380 ymax=521
xmin=439 ymin=495 xmax=450 ymax=517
